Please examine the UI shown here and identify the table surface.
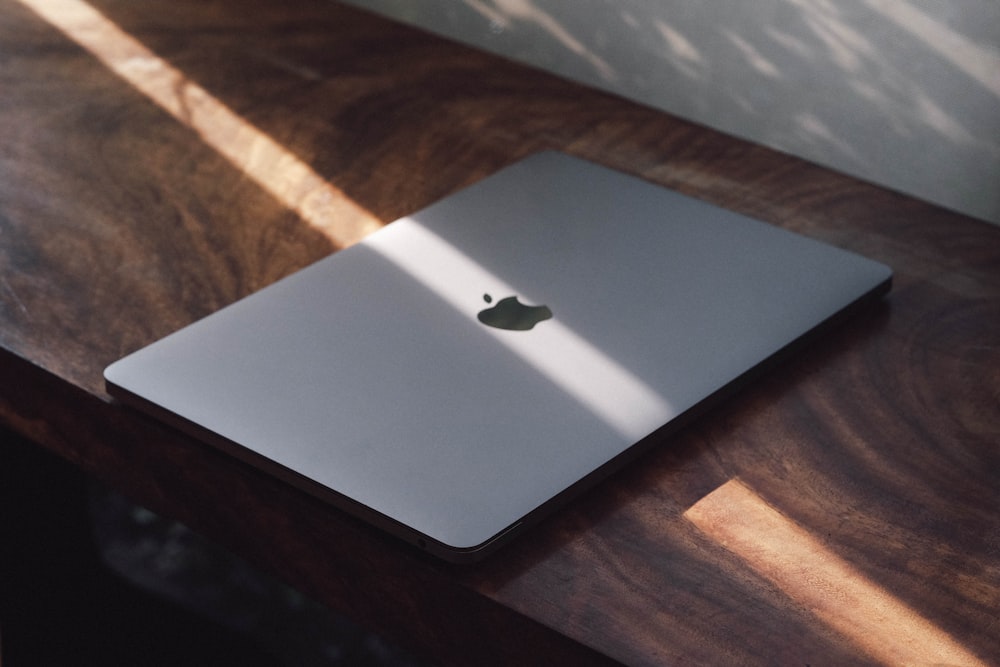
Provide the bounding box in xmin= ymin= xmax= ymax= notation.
xmin=2 ymin=0 xmax=998 ymax=665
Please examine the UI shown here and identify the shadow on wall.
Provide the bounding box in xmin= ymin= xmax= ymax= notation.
xmin=342 ymin=0 xmax=1000 ymax=225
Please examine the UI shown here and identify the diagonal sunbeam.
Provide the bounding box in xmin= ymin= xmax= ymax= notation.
xmin=17 ymin=0 xmax=382 ymax=249
xmin=686 ymin=479 xmax=989 ymax=666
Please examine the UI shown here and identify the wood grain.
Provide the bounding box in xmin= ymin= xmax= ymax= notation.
xmin=1 ymin=0 xmax=998 ymax=664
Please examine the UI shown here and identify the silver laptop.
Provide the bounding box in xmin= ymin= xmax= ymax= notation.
xmin=105 ymin=151 xmax=891 ymax=562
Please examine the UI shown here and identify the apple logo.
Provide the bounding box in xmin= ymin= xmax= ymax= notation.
xmin=477 ymin=293 xmax=553 ymax=331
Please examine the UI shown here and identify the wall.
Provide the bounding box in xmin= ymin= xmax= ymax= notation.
xmin=341 ymin=0 xmax=1000 ymax=224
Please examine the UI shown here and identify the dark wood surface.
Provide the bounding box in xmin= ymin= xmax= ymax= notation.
xmin=2 ymin=0 xmax=998 ymax=664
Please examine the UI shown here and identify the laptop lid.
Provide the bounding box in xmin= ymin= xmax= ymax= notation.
xmin=105 ymin=151 xmax=892 ymax=562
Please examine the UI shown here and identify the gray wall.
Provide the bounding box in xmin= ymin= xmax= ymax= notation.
xmin=342 ymin=0 xmax=1000 ymax=224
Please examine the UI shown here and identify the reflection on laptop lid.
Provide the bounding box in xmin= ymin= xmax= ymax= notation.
xmin=105 ymin=151 xmax=891 ymax=562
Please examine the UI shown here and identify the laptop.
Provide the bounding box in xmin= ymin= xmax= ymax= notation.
xmin=104 ymin=151 xmax=892 ymax=562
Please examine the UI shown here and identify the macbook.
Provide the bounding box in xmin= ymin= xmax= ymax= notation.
xmin=105 ymin=151 xmax=892 ymax=562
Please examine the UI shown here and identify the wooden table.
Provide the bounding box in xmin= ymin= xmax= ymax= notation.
xmin=2 ymin=0 xmax=998 ymax=664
